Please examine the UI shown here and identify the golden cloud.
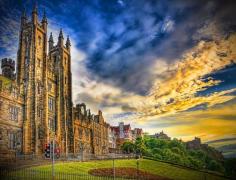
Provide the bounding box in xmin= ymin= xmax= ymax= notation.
xmin=73 ymin=32 xmax=236 ymax=139
xmin=136 ymin=33 xmax=236 ymax=119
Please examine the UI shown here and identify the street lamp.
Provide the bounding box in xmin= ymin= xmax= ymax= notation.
xmin=51 ymin=116 xmax=56 ymax=180
xmin=113 ymin=153 xmax=115 ymax=180
xmin=136 ymin=151 xmax=140 ymax=180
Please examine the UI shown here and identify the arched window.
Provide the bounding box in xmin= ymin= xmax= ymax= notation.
xmin=38 ymin=36 xmax=42 ymax=46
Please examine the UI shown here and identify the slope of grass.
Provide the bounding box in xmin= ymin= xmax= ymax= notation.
xmin=5 ymin=159 xmax=228 ymax=180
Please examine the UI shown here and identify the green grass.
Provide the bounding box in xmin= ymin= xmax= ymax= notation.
xmin=5 ymin=159 xmax=228 ymax=180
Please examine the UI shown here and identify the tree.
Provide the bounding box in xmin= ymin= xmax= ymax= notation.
xmin=207 ymin=160 xmax=224 ymax=172
xmin=121 ymin=141 xmax=135 ymax=153
xmin=135 ymin=137 xmax=146 ymax=155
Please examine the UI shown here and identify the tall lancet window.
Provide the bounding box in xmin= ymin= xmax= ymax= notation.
xmin=38 ymin=36 xmax=42 ymax=46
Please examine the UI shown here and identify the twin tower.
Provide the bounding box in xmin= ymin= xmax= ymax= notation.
xmin=17 ymin=6 xmax=73 ymax=155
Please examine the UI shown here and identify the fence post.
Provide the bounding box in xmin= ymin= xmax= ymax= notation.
xmin=137 ymin=159 xmax=139 ymax=180
xmin=113 ymin=154 xmax=115 ymax=180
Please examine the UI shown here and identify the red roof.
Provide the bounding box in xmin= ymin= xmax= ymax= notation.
xmin=110 ymin=124 xmax=142 ymax=136
xmin=124 ymin=124 xmax=131 ymax=131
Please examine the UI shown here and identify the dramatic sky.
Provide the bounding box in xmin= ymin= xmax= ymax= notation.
xmin=0 ymin=0 xmax=236 ymax=155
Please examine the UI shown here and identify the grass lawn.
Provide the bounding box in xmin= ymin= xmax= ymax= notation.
xmin=6 ymin=159 xmax=228 ymax=180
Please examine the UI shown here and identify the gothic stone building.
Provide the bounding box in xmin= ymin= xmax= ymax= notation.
xmin=17 ymin=6 xmax=73 ymax=155
xmin=73 ymin=103 xmax=109 ymax=156
xmin=0 ymin=6 xmax=74 ymax=158
xmin=0 ymin=6 xmax=111 ymax=160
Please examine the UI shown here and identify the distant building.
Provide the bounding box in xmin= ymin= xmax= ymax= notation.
xmin=151 ymin=131 xmax=171 ymax=140
xmin=186 ymin=137 xmax=201 ymax=150
xmin=108 ymin=124 xmax=116 ymax=149
xmin=110 ymin=122 xmax=143 ymax=148
xmin=132 ymin=128 xmax=143 ymax=140
xmin=186 ymin=137 xmax=224 ymax=161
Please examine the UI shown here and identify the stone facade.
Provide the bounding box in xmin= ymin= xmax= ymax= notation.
xmin=16 ymin=6 xmax=73 ymax=156
xmin=0 ymin=75 xmax=24 ymax=160
xmin=0 ymin=6 xmax=74 ymax=158
xmin=73 ymin=103 xmax=109 ymax=156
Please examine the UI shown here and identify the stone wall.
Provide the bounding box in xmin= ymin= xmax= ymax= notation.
xmin=0 ymin=75 xmax=24 ymax=160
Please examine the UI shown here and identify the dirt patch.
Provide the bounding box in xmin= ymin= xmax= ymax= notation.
xmin=88 ymin=167 xmax=171 ymax=180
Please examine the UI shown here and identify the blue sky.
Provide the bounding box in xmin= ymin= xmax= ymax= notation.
xmin=0 ymin=0 xmax=236 ymax=155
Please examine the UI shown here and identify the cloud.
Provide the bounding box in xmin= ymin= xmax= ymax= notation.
xmin=136 ymin=33 xmax=236 ymax=119
xmin=207 ymin=138 xmax=236 ymax=144
xmin=0 ymin=0 xmax=236 ymax=145
xmin=82 ymin=0 xmax=236 ymax=97
xmin=72 ymin=32 xmax=236 ymax=132
xmin=145 ymin=103 xmax=236 ymax=142
xmin=0 ymin=9 xmax=20 ymax=60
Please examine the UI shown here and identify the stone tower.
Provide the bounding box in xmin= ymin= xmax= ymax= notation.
xmin=1 ymin=58 xmax=15 ymax=80
xmin=16 ymin=6 xmax=73 ymax=155
xmin=47 ymin=29 xmax=73 ymax=154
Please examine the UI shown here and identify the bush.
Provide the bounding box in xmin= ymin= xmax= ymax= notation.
xmin=224 ymin=158 xmax=236 ymax=177
xmin=143 ymin=149 xmax=152 ymax=157
xmin=187 ymin=156 xmax=204 ymax=169
xmin=171 ymin=147 xmax=181 ymax=154
xmin=162 ymin=149 xmax=182 ymax=163
xmin=121 ymin=136 xmax=225 ymax=173
xmin=152 ymin=147 xmax=163 ymax=155
xmin=154 ymin=153 xmax=162 ymax=160
xmin=207 ymin=160 xmax=224 ymax=172
xmin=121 ymin=141 xmax=135 ymax=153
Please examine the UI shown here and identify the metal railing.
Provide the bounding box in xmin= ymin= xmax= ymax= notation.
xmin=0 ymin=168 xmax=150 ymax=180
xmin=0 ymin=154 xmax=231 ymax=180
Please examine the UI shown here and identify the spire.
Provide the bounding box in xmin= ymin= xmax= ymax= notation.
xmin=66 ymin=35 xmax=71 ymax=49
xmin=42 ymin=9 xmax=47 ymax=23
xmin=49 ymin=32 xmax=54 ymax=50
xmin=21 ymin=8 xmax=27 ymax=19
xmin=58 ymin=29 xmax=64 ymax=47
xmin=32 ymin=2 xmax=38 ymax=24
xmin=49 ymin=32 xmax=54 ymax=42
xmin=32 ymin=2 xmax=38 ymax=14
xmin=21 ymin=8 xmax=27 ymax=25
xmin=59 ymin=29 xmax=64 ymax=39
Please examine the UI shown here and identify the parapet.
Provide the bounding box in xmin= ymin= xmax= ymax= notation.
xmin=1 ymin=58 xmax=16 ymax=80
xmin=1 ymin=58 xmax=15 ymax=70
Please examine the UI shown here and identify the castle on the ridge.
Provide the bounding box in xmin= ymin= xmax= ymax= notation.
xmin=0 ymin=6 xmax=109 ymax=159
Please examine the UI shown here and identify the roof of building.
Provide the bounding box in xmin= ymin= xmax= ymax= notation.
xmin=134 ymin=128 xmax=143 ymax=135
xmin=0 ymin=74 xmax=13 ymax=86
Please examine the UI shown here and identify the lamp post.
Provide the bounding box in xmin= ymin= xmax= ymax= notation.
xmin=136 ymin=151 xmax=140 ymax=180
xmin=137 ymin=158 xmax=140 ymax=180
xmin=113 ymin=153 xmax=115 ymax=180
xmin=51 ymin=117 xmax=56 ymax=180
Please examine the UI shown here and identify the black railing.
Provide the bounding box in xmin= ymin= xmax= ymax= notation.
xmin=0 ymin=154 xmax=231 ymax=180
xmin=0 ymin=168 xmax=147 ymax=180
